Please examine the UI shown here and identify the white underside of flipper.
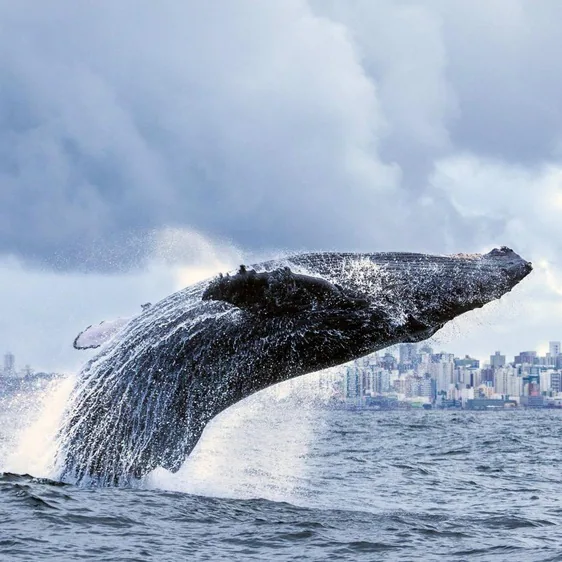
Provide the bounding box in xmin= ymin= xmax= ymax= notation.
xmin=73 ymin=317 xmax=133 ymax=350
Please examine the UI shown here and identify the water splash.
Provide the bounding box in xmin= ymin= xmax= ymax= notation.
xmin=146 ymin=380 xmax=325 ymax=504
xmin=0 ymin=371 xmax=323 ymax=505
xmin=0 ymin=375 xmax=75 ymax=478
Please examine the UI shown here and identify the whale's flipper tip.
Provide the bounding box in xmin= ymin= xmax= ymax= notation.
xmin=73 ymin=317 xmax=132 ymax=350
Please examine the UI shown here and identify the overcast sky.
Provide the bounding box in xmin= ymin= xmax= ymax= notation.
xmin=1 ymin=0 xmax=562 ymax=372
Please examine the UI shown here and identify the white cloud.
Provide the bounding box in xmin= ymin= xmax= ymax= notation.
xmin=0 ymin=0 xmax=403 ymax=269
xmin=0 ymin=229 xmax=241 ymax=372
xmin=430 ymin=153 xmax=562 ymax=360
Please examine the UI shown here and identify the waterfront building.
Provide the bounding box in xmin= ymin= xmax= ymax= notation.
xmin=454 ymin=366 xmax=480 ymax=388
xmin=515 ymin=351 xmax=538 ymax=365
xmin=399 ymin=343 xmax=417 ymax=368
xmin=459 ymin=386 xmax=474 ymax=405
xmin=551 ymin=372 xmax=562 ymax=394
xmin=3 ymin=352 xmax=15 ymax=377
xmin=522 ymin=372 xmax=540 ymax=397
xmin=336 ymin=341 xmax=562 ymax=409
xmin=539 ymin=370 xmax=552 ymax=393
xmin=490 ymin=351 xmax=506 ymax=369
xmin=369 ymin=368 xmax=391 ymax=394
xmin=466 ymin=398 xmax=517 ymax=410
xmin=344 ymin=365 xmax=364 ymax=405
xmin=477 ymin=383 xmax=495 ymax=398
xmin=429 ymin=354 xmax=454 ymax=394
xmin=493 ymin=367 xmax=521 ymax=397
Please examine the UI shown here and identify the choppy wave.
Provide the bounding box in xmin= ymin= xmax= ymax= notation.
xmin=2 ymin=380 xmax=562 ymax=560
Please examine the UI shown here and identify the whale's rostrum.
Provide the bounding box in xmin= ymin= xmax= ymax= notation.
xmin=56 ymin=248 xmax=532 ymax=485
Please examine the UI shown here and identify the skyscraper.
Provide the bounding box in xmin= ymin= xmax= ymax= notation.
xmin=490 ymin=351 xmax=506 ymax=368
xmin=549 ymin=341 xmax=561 ymax=357
xmin=455 ymin=355 xmax=480 ymax=369
xmin=345 ymin=365 xmax=364 ymax=405
xmin=399 ymin=343 xmax=417 ymax=365
xmin=3 ymin=352 xmax=15 ymax=377
xmin=551 ymin=372 xmax=562 ymax=394
xmin=515 ymin=351 xmax=537 ymax=365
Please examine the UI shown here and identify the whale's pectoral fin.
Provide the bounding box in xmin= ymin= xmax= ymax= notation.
xmin=73 ymin=317 xmax=132 ymax=350
xmin=73 ymin=303 xmax=153 ymax=350
xmin=202 ymin=265 xmax=368 ymax=316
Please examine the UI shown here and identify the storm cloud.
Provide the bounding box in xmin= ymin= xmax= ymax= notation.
xmin=4 ymin=1 xmax=561 ymax=272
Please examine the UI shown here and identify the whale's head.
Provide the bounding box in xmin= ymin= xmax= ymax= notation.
xmin=203 ymin=247 xmax=532 ymax=370
xmin=284 ymin=247 xmax=532 ymax=344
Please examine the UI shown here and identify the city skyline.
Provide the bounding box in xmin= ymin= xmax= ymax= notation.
xmin=0 ymin=351 xmax=34 ymax=378
xmin=4 ymin=338 xmax=562 ymax=388
xmin=339 ymin=339 xmax=562 ymax=409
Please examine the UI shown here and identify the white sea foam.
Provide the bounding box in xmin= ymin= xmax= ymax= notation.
xmin=145 ymin=378 xmax=325 ymax=504
xmin=0 ymin=375 xmax=76 ymax=478
xmin=1 ymin=371 xmax=324 ymax=506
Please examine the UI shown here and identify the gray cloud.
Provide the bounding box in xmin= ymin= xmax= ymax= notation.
xmin=0 ymin=1 xmax=391 ymax=270
xmin=4 ymin=1 xmax=559 ymax=272
xmin=0 ymin=0 xmax=561 ymax=279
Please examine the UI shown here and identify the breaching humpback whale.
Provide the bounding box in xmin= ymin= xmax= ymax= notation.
xmin=57 ymin=248 xmax=531 ymax=485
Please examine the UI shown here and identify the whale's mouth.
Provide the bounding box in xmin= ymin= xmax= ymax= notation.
xmin=274 ymin=246 xmax=533 ymax=339
xmin=485 ymin=247 xmax=533 ymax=284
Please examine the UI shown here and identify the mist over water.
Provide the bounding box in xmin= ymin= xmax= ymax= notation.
xmin=2 ymin=377 xmax=562 ymax=561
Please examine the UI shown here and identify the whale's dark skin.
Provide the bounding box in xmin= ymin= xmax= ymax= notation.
xmin=57 ymin=248 xmax=532 ymax=485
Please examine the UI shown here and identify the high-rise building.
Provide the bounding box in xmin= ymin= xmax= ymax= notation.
xmin=490 ymin=351 xmax=506 ymax=369
xmin=455 ymin=366 xmax=480 ymax=387
xmin=3 ymin=352 xmax=15 ymax=377
xmin=399 ymin=343 xmax=417 ymax=366
xmin=345 ymin=365 xmax=364 ymax=405
xmin=550 ymin=372 xmax=562 ymax=394
xmin=540 ymin=370 xmax=554 ymax=393
xmin=480 ymin=367 xmax=494 ymax=385
xmin=550 ymin=342 xmax=561 ymax=357
xmin=515 ymin=351 xmax=537 ymax=365
xmin=494 ymin=367 xmax=521 ymax=397
xmin=368 ymin=368 xmax=391 ymax=395
xmin=430 ymin=354 xmax=454 ymax=394
xmin=381 ymin=353 xmax=397 ymax=371
xmin=522 ymin=372 xmax=540 ymax=397
xmin=545 ymin=353 xmax=556 ymax=367
xmin=420 ymin=374 xmax=436 ymax=400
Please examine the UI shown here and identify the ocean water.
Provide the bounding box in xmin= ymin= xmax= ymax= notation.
xmin=1 ymin=377 xmax=562 ymax=561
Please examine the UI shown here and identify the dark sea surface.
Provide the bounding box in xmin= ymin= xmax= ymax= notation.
xmin=1 ymin=377 xmax=562 ymax=561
